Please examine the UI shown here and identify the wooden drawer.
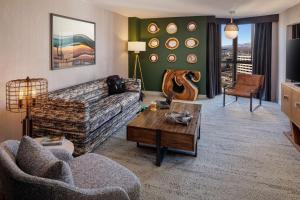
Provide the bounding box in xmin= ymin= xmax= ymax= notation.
xmin=291 ymin=89 xmax=300 ymax=127
xmin=127 ymin=127 xmax=156 ymax=145
xmin=161 ymin=131 xmax=195 ymax=151
xmin=281 ymin=84 xmax=292 ymax=118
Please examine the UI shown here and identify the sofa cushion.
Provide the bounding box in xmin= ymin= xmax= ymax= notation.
xmin=110 ymin=92 xmax=140 ymax=110
xmin=88 ymin=97 xmax=122 ymax=132
xmin=69 ymin=153 xmax=140 ymax=200
xmin=16 ymin=136 xmax=74 ymax=185
xmin=48 ymin=78 xmax=109 ymax=103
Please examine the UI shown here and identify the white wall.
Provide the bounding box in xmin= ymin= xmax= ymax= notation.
xmin=278 ymin=3 xmax=300 ymax=103
xmin=0 ymin=0 xmax=128 ymax=142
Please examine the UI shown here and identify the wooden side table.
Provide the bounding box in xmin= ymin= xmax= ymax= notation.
xmin=34 ymin=137 xmax=74 ymax=154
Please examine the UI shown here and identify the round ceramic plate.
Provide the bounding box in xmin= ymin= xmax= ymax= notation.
xmin=167 ymin=54 xmax=177 ymax=63
xmin=148 ymin=38 xmax=159 ymax=48
xmin=166 ymin=23 xmax=178 ymax=34
xmin=185 ymin=37 xmax=199 ymax=48
xmin=149 ymin=54 xmax=159 ymax=63
xmin=187 ymin=21 xmax=197 ymax=32
xmin=148 ymin=23 xmax=160 ymax=34
xmin=187 ymin=53 xmax=197 ymax=64
xmin=165 ymin=38 xmax=179 ymax=50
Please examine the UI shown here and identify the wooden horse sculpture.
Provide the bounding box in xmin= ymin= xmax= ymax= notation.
xmin=162 ymin=69 xmax=201 ymax=101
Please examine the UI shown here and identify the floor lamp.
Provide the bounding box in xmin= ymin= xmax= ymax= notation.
xmin=128 ymin=41 xmax=146 ymax=91
xmin=6 ymin=77 xmax=48 ymax=136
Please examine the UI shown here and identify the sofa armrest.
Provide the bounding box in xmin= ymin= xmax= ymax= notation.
xmin=49 ymin=148 xmax=74 ymax=163
xmin=124 ymin=78 xmax=141 ymax=92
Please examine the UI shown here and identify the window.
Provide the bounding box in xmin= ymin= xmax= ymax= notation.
xmin=237 ymin=24 xmax=253 ymax=75
xmin=221 ymin=24 xmax=253 ymax=86
xmin=221 ymin=24 xmax=234 ymax=86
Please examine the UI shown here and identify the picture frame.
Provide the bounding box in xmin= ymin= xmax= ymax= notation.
xmin=166 ymin=23 xmax=178 ymax=34
xmin=149 ymin=54 xmax=159 ymax=63
xmin=165 ymin=38 xmax=179 ymax=50
xmin=50 ymin=13 xmax=96 ymax=70
xmin=148 ymin=38 xmax=160 ymax=48
xmin=167 ymin=54 xmax=177 ymax=63
xmin=187 ymin=53 xmax=197 ymax=64
xmin=147 ymin=23 xmax=160 ymax=34
xmin=187 ymin=21 xmax=197 ymax=32
xmin=185 ymin=37 xmax=199 ymax=48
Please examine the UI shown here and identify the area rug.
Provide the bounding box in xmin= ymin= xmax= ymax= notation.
xmin=94 ymin=95 xmax=300 ymax=200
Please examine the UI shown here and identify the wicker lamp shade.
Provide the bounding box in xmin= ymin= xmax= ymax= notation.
xmin=6 ymin=77 xmax=48 ymax=112
xmin=6 ymin=77 xmax=48 ymax=136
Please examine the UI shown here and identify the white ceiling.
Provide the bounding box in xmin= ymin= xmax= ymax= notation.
xmin=87 ymin=0 xmax=300 ymax=18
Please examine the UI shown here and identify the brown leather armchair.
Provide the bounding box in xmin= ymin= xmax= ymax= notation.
xmin=223 ymin=73 xmax=265 ymax=112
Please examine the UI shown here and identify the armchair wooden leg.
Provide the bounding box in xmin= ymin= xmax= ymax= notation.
xmin=259 ymin=91 xmax=262 ymax=106
xmin=236 ymin=96 xmax=238 ymax=101
xmin=223 ymin=91 xmax=226 ymax=107
xmin=250 ymin=93 xmax=253 ymax=112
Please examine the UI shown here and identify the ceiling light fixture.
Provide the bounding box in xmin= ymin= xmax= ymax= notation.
xmin=224 ymin=11 xmax=239 ymax=39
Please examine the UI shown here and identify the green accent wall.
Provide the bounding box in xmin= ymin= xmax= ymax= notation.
xmin=128 ymin=16 xmax=208 ymax=94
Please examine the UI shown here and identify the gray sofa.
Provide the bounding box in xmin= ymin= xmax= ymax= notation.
xmin=0 ymin=140 xmax=141 ymax=200
xmin=32 ymin=77 xmax=141 ymax=155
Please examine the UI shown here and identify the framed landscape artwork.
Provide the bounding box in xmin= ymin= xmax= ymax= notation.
xmin=50 ymin=14 xmax=96 ymax=70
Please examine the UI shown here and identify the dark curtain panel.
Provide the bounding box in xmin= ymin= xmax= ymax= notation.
xmin=292 ymin=24 xmax=300 ymax=39
xmin=206 ymin=22 xmax=221 ymax=98
xmin=253 ymin=22 xmax=272 ymax=101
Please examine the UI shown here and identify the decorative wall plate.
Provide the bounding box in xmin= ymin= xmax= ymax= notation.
xmin=166 ymin=23 xmax=178 ymax=34
xmin=167 ymin=54 xmax=177 ymax=63
xmin=165 ymin=38 xmax=179 ymax=50
xmin=187 ymin=21 xmax=197 ymax=32
xmin=187 ymin=54 xmax=197 ymax=64
xmin=149 ymin=54 xmax=159 ymax=63
xmin=148 ymin=38 xmax=159 ymax=48
xmin=185 ymin=37 xmax=199 ymax=48
xmin=148 ymin=23 xmax=160 ymax=34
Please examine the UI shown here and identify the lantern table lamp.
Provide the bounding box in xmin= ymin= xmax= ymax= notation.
xmin=6 ymin=77 xmax=48 ymax=136
xmin=128 ymin=41 xmax=146 ymax=91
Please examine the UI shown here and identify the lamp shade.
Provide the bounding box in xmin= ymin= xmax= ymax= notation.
xmin=128 ymin=41 xmax=146 ymax=53
xmin=6 ymin=77 xmax=48 ymax=113
xmin=224 ymin=23 xmax=239 ymax=39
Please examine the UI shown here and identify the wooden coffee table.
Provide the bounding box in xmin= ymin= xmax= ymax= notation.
xmin=127 ymin=102 xmax=201 ymax=166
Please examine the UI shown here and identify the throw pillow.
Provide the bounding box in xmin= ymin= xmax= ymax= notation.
xmin=16 ymin=136 xmax=74 ymax=185
xmin=44 ymin=160 xmax=74 ymax=185
xmin=107 ymin=75 xmax=126 ymax=95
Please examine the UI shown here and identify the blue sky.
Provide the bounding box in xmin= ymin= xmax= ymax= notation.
xmin=222 ymin=24 xmax=252 ymax=46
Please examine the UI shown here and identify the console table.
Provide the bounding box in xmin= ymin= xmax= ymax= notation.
xmin=281 ymin=83 xmax=300 ymax=151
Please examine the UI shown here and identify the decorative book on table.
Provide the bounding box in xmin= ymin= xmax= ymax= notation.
xmin=41 ymin=136 xmax=64 ymax=146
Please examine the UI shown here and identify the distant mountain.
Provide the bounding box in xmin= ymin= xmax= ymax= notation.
xmin=222 ymin=42 xmax=252 ymax=55
xmin=222 ymin=43 xmax=251 ymax=51
xmin=238 ymin=43 xmax=251 ymax=48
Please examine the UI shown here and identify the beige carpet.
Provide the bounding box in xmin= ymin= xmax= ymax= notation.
xmin=94 ymin=95 xmax=300 ymax=200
